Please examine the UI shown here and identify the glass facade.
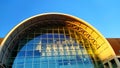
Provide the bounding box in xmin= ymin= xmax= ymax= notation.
xmin=10 ymin=27 xmax=95 ymax=68
xmin=1 ymin=14 xmax=118 ymax=68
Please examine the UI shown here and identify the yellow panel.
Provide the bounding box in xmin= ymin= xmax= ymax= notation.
xmin=98 ymin=47 xmax=115 ymax=61
xmin=86 ymin=27 xmax=93 ymax=34
xmin=87 ymin=50 xmax=94 ymax=54
xmin=97 ymin=37 xmax=104 ymax=46
xmin=91 ymin=32 xmax=99 ymax=39
xmin=95 ymin=43 xmax=116 ymax=61
xmin=80 ymin=24 xmax=86 ymax=29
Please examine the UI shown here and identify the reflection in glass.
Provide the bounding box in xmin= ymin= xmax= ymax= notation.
xmin=12 ymin=28 xmax=94 ymax=68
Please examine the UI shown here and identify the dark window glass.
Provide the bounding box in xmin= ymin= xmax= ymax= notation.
xmin=111 ymin=59 xmax=117 ymax=68
xmin=17 ymin=51 xmax=25 ymax=57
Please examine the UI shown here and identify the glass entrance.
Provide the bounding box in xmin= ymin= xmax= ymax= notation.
xmin=12 ymin=27 xmax=94 ymax=68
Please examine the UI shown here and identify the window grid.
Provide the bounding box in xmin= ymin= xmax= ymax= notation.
xmin=11 ymin=27 xmax=94 ymax=68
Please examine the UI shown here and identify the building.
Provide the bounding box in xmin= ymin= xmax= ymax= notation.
xmin=105 ymin=38 xmax=120 ymax=68
xmin=0 ymin=13 xmax=120 ymax=68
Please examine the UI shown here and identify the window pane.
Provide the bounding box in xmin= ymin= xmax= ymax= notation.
xmin=12 ymin=28 xmax=95 ymax=68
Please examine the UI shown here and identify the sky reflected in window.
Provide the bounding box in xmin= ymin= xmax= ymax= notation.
xmin=12 ymin=32 xmax=94 ymax=68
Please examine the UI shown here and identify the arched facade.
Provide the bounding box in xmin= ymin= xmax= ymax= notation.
xmin=0 ymin=13 xmax=116 ymax=68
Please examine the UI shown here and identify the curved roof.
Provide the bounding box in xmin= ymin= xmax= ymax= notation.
xmin=107 ymin=38 xmax=120 ymax=56
xmin=0 ymin=13 xmax=116 ymax=63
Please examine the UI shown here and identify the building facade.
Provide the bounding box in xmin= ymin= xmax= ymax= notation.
xmin=0 ymin=13 xmax=120 ymax=68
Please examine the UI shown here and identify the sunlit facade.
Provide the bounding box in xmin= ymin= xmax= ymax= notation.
xmin=0 ymin=13 xmax=120 ymax=68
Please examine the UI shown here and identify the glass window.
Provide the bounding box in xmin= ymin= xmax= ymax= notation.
xmin=17 ymin=51 xmax=25 ymax=57
xmin=16 ymin=64 xmax=24 ymax=68
xmin=118 ymin=58 xmax=120 ymax=62
xmin=12 ymin=28 xmax=95 ymax=68
xmin=26 ymin=51 xmax=33 ymax=57
xmin=111 ymin=59 xmax=117 ymax=68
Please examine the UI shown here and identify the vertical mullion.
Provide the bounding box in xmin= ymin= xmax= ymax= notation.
xmin=74 ymin=32 xmax=85 ymax=68
xmin=80 ymin=35 xmax=88 ymax=68
xmin=32 ymin=31 xmax=35 ymax=68
xmin=82 ymin=36 xmax=94 ymax=67
xmin=73 ymin=30 xmax=79 ymax=68
xmin=23 ymin=34 xmax=27 ymax=68
xmin=63 ymin=27 xmax=68 ymax=68
xmin=68 ymin=29 xmax=72 ymax=56
xmin=68 ymin=29 xmax=73 ymax=68
xmin=58 ymin=27 xmax=64 ymax=68
xmin=86 ymin=39 xmax=95 ymax=67
xmin=39 ymin=29 xmax=41 ymax=68
xmin=58 ymin=27 xmax=60 ymax=56
xmin=52 ymin=28 xmax=57 ymax=68
xmin=47 ymin=29 xmax=50 ymax=68
xmin=40 ymin=29 xmax=43 ymax=68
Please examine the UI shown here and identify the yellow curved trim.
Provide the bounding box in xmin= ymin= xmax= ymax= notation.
xmin=0 ymin=12 xmax=116 ymax=61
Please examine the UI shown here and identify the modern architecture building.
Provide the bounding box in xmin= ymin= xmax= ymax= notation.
xmin=0 ymin=13 xmax=120 ymax=68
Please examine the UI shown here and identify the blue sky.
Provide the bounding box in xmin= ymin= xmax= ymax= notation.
xmin=0 ymin=0 xmax=120 ymax=38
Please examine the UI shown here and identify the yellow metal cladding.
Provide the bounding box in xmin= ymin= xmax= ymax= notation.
xmin=1 ymin=13 xmax=116 ymax=62
xmin=65 ymin=20 xmax=116 ymax=61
